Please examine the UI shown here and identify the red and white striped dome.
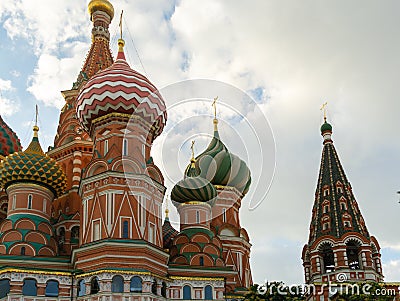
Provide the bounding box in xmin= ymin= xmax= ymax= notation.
xmin=76 ymin=41 xmax=167 ymax=140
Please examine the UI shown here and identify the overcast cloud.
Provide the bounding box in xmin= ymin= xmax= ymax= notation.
xmin=0 ymin=0 xmax=399 ymax=284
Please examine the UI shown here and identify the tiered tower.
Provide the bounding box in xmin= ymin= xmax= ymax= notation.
xmin=169 ymin=156 xmax=230 ymax=299
xmin=302 ymin=118 xmax=383 ymax=300
xmin=73 ymin=28 xmax=169 ymax=294
xmin=48 ymin=0 xmax=115 ymax=256
xmin=0 ymin=125 xmax=70 ymax=298
xmin=186 ymin=113 xmax=253 ymax=294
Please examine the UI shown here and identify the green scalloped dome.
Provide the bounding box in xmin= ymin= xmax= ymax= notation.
xmin=321 ymin=121 xmax=332 ymax=133
xmin=185 ymin=129 xmax=251 ymax=195
xmin=172 ymin=162 xmax=217 ymax=204
xmin=0 ymin=128 xmax=67 ymax=198
xmin=0 ymin=116 xmax=22 ymax=157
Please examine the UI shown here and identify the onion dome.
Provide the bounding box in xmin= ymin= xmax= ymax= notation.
xmin=172 ymin=158 xmax=217 ymax=204
xmin=0 ymin=126 xmax=67 ymax=198
xmin=186 ymin=119 xmax=251 ymax=195
xmin=320 ymin=118 xmax=333 ymax=144
xmin=0 ymin=115 xmax=22 ymax=158
xmin=88 ymin=0 xmax=114 ymax=20
xmin=321 ymin=120 xmax=332 ymax=133
xmin=76 ymin=39 xmax=167 ymax=140
xmin=162 ymin=207 xmax=178 ymax=249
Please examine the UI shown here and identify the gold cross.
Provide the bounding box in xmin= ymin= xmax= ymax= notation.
xmin=35 ymin=104 xmax=38 ymax=127
xmin=212 ymin=96 xmax=218 ymax=119
xmin=320 ymin=102 xmax=328 ymax=121
xmin=190 ymin=140 xmax=195 ymax=160
xmin=119 ymin=10 xmax=124 ymax=39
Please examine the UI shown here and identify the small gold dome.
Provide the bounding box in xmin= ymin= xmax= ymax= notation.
xmin=88 ymin=0 xmax=114 ymax=20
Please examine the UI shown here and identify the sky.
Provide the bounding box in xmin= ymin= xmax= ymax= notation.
xmin=0 ymin=0 xmax=399 ymax=285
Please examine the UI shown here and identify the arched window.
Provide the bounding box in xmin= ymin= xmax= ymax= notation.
xmin=22 ymin=279 xmax=37 ymax=296
xmin=151 ymin=279 xmax=157 ymax=295
xmin=130 ymin=276 xmax=142 ymax=293
xmin=123 ymin=139 xmax=128 ymax=156
xmin=21 ymin=246 xmax=26 ymax=256
xmin=90 ymin=277 xmax=100 ymax=295
xmin=183 ymin=285 xmax=192 ymax=300
xmin=27 ymin=194 xmax=32 ymax=209
xmin=222 ymin=208 xmax=226 ymax=223
xmin=161 ymin=282 xmax=167 ymax=298
xmin=204 ymin=285 xmax=213 ymax=300
xmin=71 ymin=226 xmax=79 ymax=243
xmin=0 ymin=279 xmax=10 ymax=298
xmin=320 ymin=243 xmax=335 ymax=273
xmin=104 ymin=140 xmax=109 ymax=156
xmin=347 ymin=241 xmax=361 ymax=269
xmin=111 ymin=275 xmax=124 ymax=293
xmin=77 ymin=280 xmax=86 ymax=297
xmin=45 ymin=280 xmax=59 ymax=297
xmin=59 ymin=227 xmax=65 ymax=245
xmin=12 ymin=194 xmax=16 ymax=210
xmin=199 ymin=256 xmax=204 ymax=266
xmin=122 ymin=220 xmax=129 ymax=238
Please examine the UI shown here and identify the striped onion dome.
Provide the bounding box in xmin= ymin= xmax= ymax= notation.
xmin=0 ymin=126 xmax=67 ymax=198
xmin=76 ymin=39 xmax=167 ymax=140
xmin=186 ymin=121 xmax=251 ymax=195
xmin=171 ymin=159 xmax=217 ymax=204
xmin=0 ymin=115 xmax=22 ymax=158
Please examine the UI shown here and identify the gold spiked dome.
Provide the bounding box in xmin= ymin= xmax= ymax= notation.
xmin=88 ymin=0 xmax=114 ymax=20
xmin=0 ymin=126 xmax=67 ymax=198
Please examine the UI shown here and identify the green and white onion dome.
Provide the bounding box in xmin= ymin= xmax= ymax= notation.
xmin=172 ymin=159 xmax=217 ymax=204
xmin=185 ymin=127 xmax=251 ymax=195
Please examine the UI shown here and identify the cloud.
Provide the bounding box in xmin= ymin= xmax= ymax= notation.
xmin=0 ymin=0 xmax=90 ymax=107
xmin=27 ymin=42 xmax=89 ymax=108
xmin=383 ymin=260 xmax=400 ymax=282
xmin=0 ymin=78 xmax=19 ymax=116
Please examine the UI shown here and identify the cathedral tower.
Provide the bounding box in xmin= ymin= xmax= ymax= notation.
xmin=48 ymin=0 xmax=116 ymax=256
xmin=73 ymin=22 xmax=169 ymax=296
xmin=186 ymin=113 xmax=253 ymax=292
xmin=0 ymin=124 xmax=66 ymax=258
xmin=302 ymin=118 xmax=383 ymax=300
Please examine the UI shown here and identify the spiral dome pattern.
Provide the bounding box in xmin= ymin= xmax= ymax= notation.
xmin=172 ymin=161 xmax=217 ymax=204
xmin=76 ymin=45 xmax=167 ymax=140
xmin=186 ymin=129 xmax=251 ymax=195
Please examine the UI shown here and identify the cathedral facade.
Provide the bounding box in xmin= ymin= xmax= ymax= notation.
xmin=0 ymin=0 xmax=252 ymax=300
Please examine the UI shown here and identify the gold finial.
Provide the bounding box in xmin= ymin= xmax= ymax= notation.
xmin=320 ymin=102 xmax=328 ymax=122
xmin=190 ymin=140 xmax=195 ymax=162
xmin=165 ymin=198 xmax=170 ymax=219
xmin=212 ymin=96 xmax=218 ymax=119
xmin=33 ymin=104 xmax=39 ymax=137
xmin=118 ymin=10 xmax=125 ymax=52
xmin=212 ymin=96 xmax=219 ymax=132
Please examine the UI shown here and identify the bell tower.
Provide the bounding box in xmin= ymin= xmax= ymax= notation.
xmin=302 ymin=116 xmax=383 ymax=300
